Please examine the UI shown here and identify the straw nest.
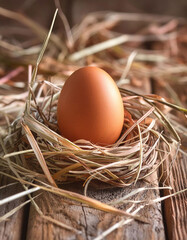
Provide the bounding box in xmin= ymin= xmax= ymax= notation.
xmin=17 ymin=83 xmax=173 ymax=189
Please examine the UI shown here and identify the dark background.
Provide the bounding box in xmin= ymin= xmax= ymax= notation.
xmin=0 ymin=0 xmax=187 ymax=28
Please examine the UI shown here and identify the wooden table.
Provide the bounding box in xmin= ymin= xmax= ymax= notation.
xmin=0 ymin=76 xmax=186 ymax=240
xmin=0 ymin=162 xmax=186 ymax=240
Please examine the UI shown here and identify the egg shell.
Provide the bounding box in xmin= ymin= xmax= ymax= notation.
xmin=57 ymin=66 xmax=124 ymax=146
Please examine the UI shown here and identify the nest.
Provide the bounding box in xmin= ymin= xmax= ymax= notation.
xmin=17 ymin=81 xmax=173 ymax=191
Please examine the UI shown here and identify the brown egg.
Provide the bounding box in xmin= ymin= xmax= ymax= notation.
xmin=57 ymin=66 xmax=124 ymax=146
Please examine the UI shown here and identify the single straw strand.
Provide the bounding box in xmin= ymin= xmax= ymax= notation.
xmin=0 ymin=187 xmax=40 ymax=206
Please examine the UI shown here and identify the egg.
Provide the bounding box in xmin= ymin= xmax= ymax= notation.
xmin=57 ymin=66 xmax=124 ymax=146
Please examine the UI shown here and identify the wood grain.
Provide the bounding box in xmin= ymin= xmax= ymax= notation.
xmin=160 ymin=150 xmax=187 ymax=240
xmin=26 ymin=176 xmax=165 ymax=240
xmin=0 ymin=177 xmax=28 ymax=240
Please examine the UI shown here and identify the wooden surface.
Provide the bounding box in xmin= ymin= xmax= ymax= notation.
xmin=162 ymin=152 xmax=187 ymax=240
xmin=0 ymin=177 xmax=28 ymax=240
xmin=26 ymin=178 xmax=165 ymax=240
xmin=153 ymin=79 xmax=187 ymax=240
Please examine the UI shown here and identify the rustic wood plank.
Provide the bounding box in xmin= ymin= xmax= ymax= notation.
xmin=26 ymin=172 xmax=165 ymax=240
xmin=0 ymin=176 xmax=29 ymax=240
xmin=153 ymin=79 xmax=187 ymax=240
xmin=159 ymin=147 xmax=187 ymax=240
xmin=161 ymin=152 xmax=187 ymax=240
